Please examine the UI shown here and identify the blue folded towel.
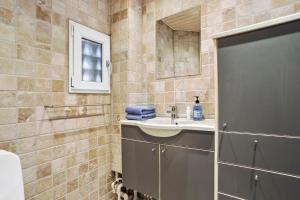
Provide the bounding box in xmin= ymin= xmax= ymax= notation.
xmin=125 ymin=105 xmax=155 ymax=115
xmin=126 ymin=113 xmax=156 ymax=120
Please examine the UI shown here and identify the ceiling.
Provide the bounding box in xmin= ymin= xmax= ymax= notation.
xmin=161 ymin=7 xmax=201 ymax=32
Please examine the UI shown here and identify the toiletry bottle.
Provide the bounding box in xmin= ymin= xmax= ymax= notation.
xmin=186 ymin=106 xmax=191 ymax=120
xmin=193 ymin=96 xmax=203 ymax=121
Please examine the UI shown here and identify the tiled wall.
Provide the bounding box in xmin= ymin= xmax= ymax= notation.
xmin=111 ymin=0 xmax=300 ymax=172
xmin=143 ymin=0 xmax=214 ymax=117
xmin=110 ymin=0 xmax=146 ymax=172
xmin=144 ymin=0 xmax=300 ymax=118
xmin=0 ymin=0 xmax=113 ymax=199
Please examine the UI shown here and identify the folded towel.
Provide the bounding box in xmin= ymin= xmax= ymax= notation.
xmin=125 ymin=105 xmax=155 ymax=115
xmin=126 ymin=113 xmax=156 ymax=120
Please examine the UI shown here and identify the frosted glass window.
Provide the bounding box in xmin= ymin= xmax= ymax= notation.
xmin=69 ymin=20 xmax=110 ymax=93
xmin=81 ymin=39 xmax=103 ymax=83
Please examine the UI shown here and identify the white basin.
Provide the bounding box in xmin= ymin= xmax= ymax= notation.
xmin=121 ymin=117 xmax=215 ymax=137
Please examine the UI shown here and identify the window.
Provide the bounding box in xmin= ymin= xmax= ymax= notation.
xmin=69 ymin=20 xmax=111 ymax=93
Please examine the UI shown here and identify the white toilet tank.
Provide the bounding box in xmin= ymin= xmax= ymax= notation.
xmin=0 ymin=150 xmax=25 ymax=200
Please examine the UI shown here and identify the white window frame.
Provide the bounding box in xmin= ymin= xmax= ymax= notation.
xmin=69 ymin=20 xmax=111 ymax=93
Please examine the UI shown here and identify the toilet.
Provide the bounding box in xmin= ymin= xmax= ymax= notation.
xmin=0 ymin=150 xmax=25 ymax=200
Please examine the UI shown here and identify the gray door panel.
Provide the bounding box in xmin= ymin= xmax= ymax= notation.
xmin=161 ymin=146 xmax=214 ymax=200
xmin=219 ymin=164 xmax=300 ymax=200
xmin=122 ymin=139 xmax=159 ymax=199
xmin=219 ymin=132 xmax=300 ymax=176
xmin=218 ymin=20 xmax=300 ymax=136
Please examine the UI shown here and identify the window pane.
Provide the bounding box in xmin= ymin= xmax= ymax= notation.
xmin=81 ymin=38 xmax=102 ymax=83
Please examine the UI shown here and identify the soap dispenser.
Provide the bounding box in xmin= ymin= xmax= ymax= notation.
xmin=193 ymin=96 xmax=203 ymax=121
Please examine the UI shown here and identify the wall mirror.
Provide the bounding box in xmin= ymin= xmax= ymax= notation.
xmin=156 ymin=6 xmax=201 ymax=79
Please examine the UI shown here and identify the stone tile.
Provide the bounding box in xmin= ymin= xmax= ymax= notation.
xmin=0 ymin=22 xmax=15 ymax=42
xmin=36 ymin=148 xmax=53 ymax=164
xmin=36 ymin=6 xmax=51 ymax=23
xmin=0 ymin=108 xmax=17 ymax=124
xmin=0 ymin=40 xmax=16 ymax=58
xmin=18 ymin=107 xmax=34 ymax=122
xmin=36 ymin=0 xmax=52 ymax=9
xmin=14 ymin=60 xmax=36 ymax=76
xmin=0 ymin=140 xmax=16 ymax=152
xmin=0 ymin=0 xmax=15 ymax=10
xmin=17 ymin=44 xmax=36 ymax=61
xmin=52 ymin=80 xmax=64 ymax=92
xmin=52 ymin=11 xmax=66 ymax=27
xmin=17 ymin=92 xmax=34 ymax=107
xmin=0 ymin=91 xmax=16 ymax=107
xmin=0 ymin=58 xmax=14 ymax=74
xmin=36 ymin=162 xmax=52 ymax=178
xmin=296 ymin=2 xmax=300 ymax=12
xmin=36 ymin=20 xmax=51 ymax=44
xmin=53 ymin=171 xmax=66 ymax=186
xmin=32 ymin=189 xmax=53 ymax=200
xmin=17 ymin=0 xmax=36 ymax=16
xmin=23 ymin=165 xmax=37 ymax=184
xmin=67 ymin=179 xmax=79 ymax=193
xmin=36 ymin=176 xmax=53 ymax=193
xmin=36 ymin=48 xmax=51 ymax=64
xmin=17 ymin=122 xmax=36 ymax=138
xmin=54 ymin=183 xmax=67 ymax=199
xmin=17 ymin=77 xmax=34 ymax=91
xmin=16 ymin=14 xmax=36 ymax=44
xmin=0 ymin=7 xmax=13 ymax=24
xmin=0 ymin=124 xmax=17 ymax=141
xmin=16 ymin=137 xmax=36 ymax=154
xmin=52 ymin=157 xmax=66 ymax=174
xmin=34 ymin=79 xmax=52 ymax=92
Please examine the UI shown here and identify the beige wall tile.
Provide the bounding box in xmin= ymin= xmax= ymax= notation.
xmin=0 ymin=75 xmax=17 ymax=90
xmin=0 ymin=124 xmax=17 ymax=141
xmin=0 ymin=22 xmax=15 ymax=42
xmin=18 ymin=107 xmax=34 ymax=122
xmin=37 ymin=162 xmax=52 ymax=179
xmin=0 ymin=108 xmax=17 ymax=124
xmin=0 ymin=91 xmax=16 ymax=107
xmin=52 ymin=80 xmax=64 ymax=92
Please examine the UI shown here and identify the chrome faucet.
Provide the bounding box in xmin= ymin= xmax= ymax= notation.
xmin=167 ymin=105 xmax=177 ymax=124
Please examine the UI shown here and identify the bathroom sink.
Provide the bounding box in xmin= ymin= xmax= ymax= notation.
xmin=121 ymin=117 xmax=215 ymax=137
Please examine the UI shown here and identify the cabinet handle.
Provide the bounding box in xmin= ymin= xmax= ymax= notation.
xmin=161 ymin=149 xmax=166 ymax=153
xmin=222 ymin=122 xmax=227 ymax=130
xmin=254 ymin=174 xmax=259 ymax=182
xmin=151 ymin=148 xmax=156 ymax=152
xmin=254 ymin=139 xmax=259 ymax=149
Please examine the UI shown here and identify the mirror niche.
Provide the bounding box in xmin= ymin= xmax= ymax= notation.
xmin=156 ymin=6 xmax=201 ymax=79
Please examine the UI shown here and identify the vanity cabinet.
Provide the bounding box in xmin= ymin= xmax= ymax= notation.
xmin=121 ymin=125 xmax=214 ymax=200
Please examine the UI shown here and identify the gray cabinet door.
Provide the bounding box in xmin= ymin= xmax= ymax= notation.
xmin=219 ymin=164 xmax=300 ymax=200
xmin=122 ymin=139 xmax=159 ymax=199
xmin=161 ymin=145 xmax=214 ymax=200
xmin=218 ymin=20 xmax=300 ymax=136
xmin=219 ymin=132 xmax=300 ymax=176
